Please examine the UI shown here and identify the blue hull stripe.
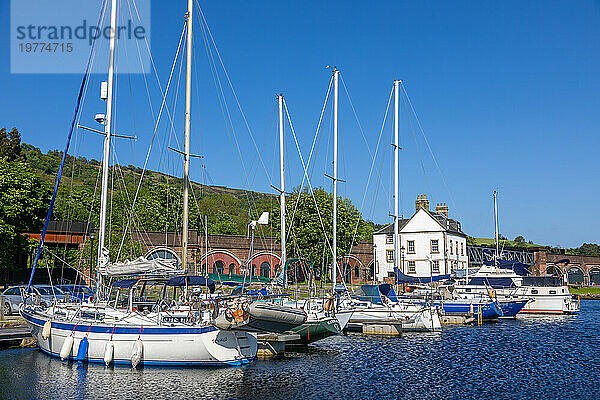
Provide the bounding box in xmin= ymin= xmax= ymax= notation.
xmin=22 ymin=311 xmax=218 ymax=335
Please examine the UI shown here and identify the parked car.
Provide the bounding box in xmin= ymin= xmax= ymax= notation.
xmin=1 ymin=285 xmax=71 ymax=315
xmin=57 ymin=285 xmax=95 ymax=301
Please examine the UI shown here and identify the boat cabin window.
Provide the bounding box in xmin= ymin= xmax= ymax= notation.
xmin=464 ymin=288 xmax=471 ymax=292
xmin=549 ymin=290 xmax=556 ymax=294
xmin=531 ymin=289 xmax=538 ymax=294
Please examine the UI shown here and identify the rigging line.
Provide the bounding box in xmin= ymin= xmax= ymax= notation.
xmin=196 ymin=2 xmax=272 ymax=185
xmin=401 ymin=82 xmax=458 ymax=212
xmin=286 ymin=76 xmax=334 ymax=238
xmin=110 ymin=142 xmax=153 ymax=254
xmin=197 ymin=13 xmax=263 ymax=229
xmin=401 ymin=84 xmax=431 ymax=196
xmin=308 ymin=76 xmax=334 ymax=181
xmin=128 ymin=1 xmax=184 ymax=159
xmin=43 ymin=246 xmax=97 ymax=284
xmin=116 ymin=22 xmax=187 ymax=257
xmin=27 ymin=0 xmax=108 ymax=290
xmin=283 ymin=99 xmax=334 ymax=256
xmin=345 ymin=85 xmax=392 ymax=259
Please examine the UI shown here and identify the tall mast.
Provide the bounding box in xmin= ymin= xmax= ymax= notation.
xmin=278 ymin=94 xmax=286 ymax=286
xmin=332 ymin=68 xmax=339 ymax=290
xmin=494 ymin=191 xmax=499 ymax=267
xmin=393 ymin=80 xmax=400 ymax=278
xmin=182 ymin=0 xmax=193 ymax=273
xmin=97 ymin=0 xmax=118 ymax=274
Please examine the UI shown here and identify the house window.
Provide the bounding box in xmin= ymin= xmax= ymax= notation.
xmin=432 ymin=260 xmax=440 ymax=273
xmin=450 ymin=240 xmax=453 ymax=255
xmin=407 ymin=240 xmax=415 ymax=254
xmin=456 ymin=242 xmax=458 ymax=255
xmin=386 ymin=250 xmax=394 ymax=263
xmin=386 ymin=234 xmax=394 ymax=244
xmin=431 ymin=240 xmax=439 ymax=253
xmin=461 ymin=242 xmax=464 ymax=256
xmin=354 ymin=265 xmax=360 ymax=278
xmin=408 ymin=261 xmax=416 ymax=273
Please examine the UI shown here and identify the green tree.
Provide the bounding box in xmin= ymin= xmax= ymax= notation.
xmin=567 ymin=243 xmax=600 ymax=257
xmin=0 ymin=160 xmax=52 ymax=270
xmin=0 ymin=127 xmax=24 ymax=162
xmin=271 ymin=187 xmax=374 ymax=273
xmin=514 ymin=235 xmax=525 ymax=243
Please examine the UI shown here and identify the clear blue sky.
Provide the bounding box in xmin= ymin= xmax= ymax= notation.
xmin=1 ymin=1 xmax=599 ymax=248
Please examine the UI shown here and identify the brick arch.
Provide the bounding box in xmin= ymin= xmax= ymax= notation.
xmin=341 ymin=255 xmax=365 ymax=283
xmin=567 ymin=265 xmax=585 ymax=285
xmin=249 ymin=252 xmax=281 ymax=278
xmin=201 ymin=250 xmax=242 ymax=274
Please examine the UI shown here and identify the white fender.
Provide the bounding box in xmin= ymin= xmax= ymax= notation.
xmin=60 ymin=335 xmax=74 ymax=361
xmin=41 ymin=321 xmax=52 ymax=340
xmin=131 ymin=339 xmax=143 ymax=368
xmin=104 ymin=341 xmax=114 ymax=366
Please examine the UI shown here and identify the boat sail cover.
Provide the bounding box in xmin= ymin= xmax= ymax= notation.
xmin=99 ymin=248 xmax=181 ymax=276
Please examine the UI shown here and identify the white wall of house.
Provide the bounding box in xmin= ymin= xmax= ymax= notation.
xmin=374 ymin=208 xmax=468 ymax=282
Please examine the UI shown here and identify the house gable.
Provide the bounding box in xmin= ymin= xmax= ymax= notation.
xmin=400 ymin=208 xmax=445 ymax=233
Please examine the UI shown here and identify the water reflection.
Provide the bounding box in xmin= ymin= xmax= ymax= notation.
xmin=1 ymin=302 xmax=599 ymax=399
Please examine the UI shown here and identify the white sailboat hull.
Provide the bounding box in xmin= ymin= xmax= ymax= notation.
xmin=22 ymin=307 xmax=257 ymax=367
xmin=347 ymin=303 xmax=441 ymax=332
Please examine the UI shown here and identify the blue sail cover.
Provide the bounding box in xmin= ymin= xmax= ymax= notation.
xmin=483 ymin=260 xmax=530 ymax=276
xmin=467 ymin=277 xmax=516 ymax=288
xmin=166 ymin=276 xmax=216 ymax=293
xmin=356 ymin=285 xmax=384 ymax=305
xmin=112 ymin=278 xmax=139 ymax=288
xmin=378 ymin=284 xmax=399 ymax=302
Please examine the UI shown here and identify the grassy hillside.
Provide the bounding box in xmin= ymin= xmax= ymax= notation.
xmin=21 ymin=143 xmax=277 ymax=239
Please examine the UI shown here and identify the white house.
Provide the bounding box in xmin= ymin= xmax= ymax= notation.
xmin=374 ymin=194 xmax=468 ymax=282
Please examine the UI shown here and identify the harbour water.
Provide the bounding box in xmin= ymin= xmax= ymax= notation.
xmin=1 ymin=301 xmax=599 ymax=400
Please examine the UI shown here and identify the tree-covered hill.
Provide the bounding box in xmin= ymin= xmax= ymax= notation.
xmin=21 ymin=142 xmax=278 ymax=239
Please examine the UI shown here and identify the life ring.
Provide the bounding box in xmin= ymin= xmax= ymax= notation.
xmin=225 ymin=308 xmax=233 ymax=322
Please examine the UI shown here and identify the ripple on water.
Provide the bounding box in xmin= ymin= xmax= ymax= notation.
xmin=1 ymin=301 xmax=599 ymax=400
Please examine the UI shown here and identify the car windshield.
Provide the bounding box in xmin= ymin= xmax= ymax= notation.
xmin=59 ymin=287 xmax=74 ymax=294
xmin=35 ymin=286 xmax=65 ymax=296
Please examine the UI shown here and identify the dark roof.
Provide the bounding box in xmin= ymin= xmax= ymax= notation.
xmin=374 ymin=209 xmax=465 ymax=236
xmin=47 ymin=221 xmax=95 ymax=234
xmin=374 ymin=219 xmax=409 ymax=235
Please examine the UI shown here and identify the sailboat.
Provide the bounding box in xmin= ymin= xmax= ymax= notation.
xmin=21 ymin=0 xmax=258 ymax=367
xmin=453 ymin=192 xmax=579 ymax=315
xmin=275 ymin=89 xmax=347 ymax=345
xmin=340 ymin=79 xmax=441 ymax=332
